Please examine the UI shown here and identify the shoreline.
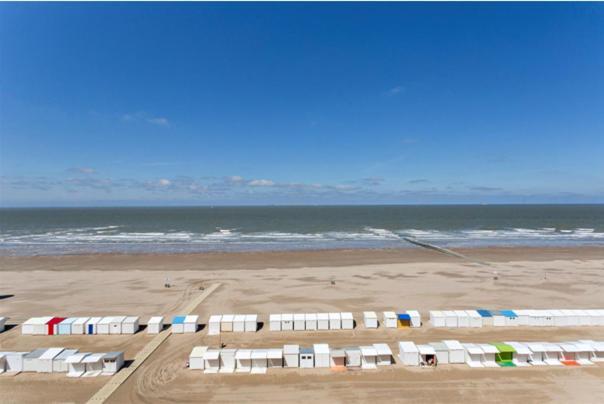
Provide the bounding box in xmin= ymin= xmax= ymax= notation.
xmin=1 ymin=245 xmax=604 ymax=272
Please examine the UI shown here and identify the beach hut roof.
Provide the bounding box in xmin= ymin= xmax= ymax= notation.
xmin=235 ymin=349 xmax=252 ymax=359
xmin=398 ymin=341 xmax=418 ymax=353
xmin=283 ymin=345 xmax=300 ymax=354
xmin=341 ymin=312 xmax=353 ymax=320
xmin=23 ymin=317 xmax=50 ymax=325
xmin=363 ymin=311 xmax=377 ymax=318
xmin=500 ymin=310 xmax=517 ymax=318
xmin=183 ymin=315 xmax=197 ymax=323
xmin=316 ymin=313 xmax=329 ymax=320
xmin=526 ymin=343 xmax=546 ymax=352
xmin=478 ymin=344 xmax=499 ymax=354
xmin=359 ymin=346 xmax=378 ymax=356
xmin=190 ymin=346 xmax=208 ymax=358
xmin=269 ymin=314 xmax=281 ymax=321
xmin=148 ymin=316 xmax=163 ymax=325
xmin=24 ymin=348 xmax=48 ymax=359
xmin=294 ymin=313 xmax=305 ymax=320
xmin=98 ymin=317 xmax=113 ymax=325
xmin=245 ymin=314 xmax=257 ymax=321
xmin=505 ymin=342 xmax=531 ymax=354
xmin=86 ymin=317 xmax=102 ymax=324
xmin=111 ymin=316 xmax=127 ymax=323
xmin=209 ymin=315 xmax=222 ymax=322
xmin=331 ymin=349 xmax=346 ymax=358
xmin=477 ymin=309 xmax=492 ymax=317
xmin=300 ymin=347 xmax=313 ymax=354
xmin=578 ymin=340 xmax=604 ymax=352
xmin=234 ymin=314 xmax=246 ymax=322
xmin=222 ymin=314 xmax=235 ymax=322
xmin=65 ymin=353 xmax=90 ymax=364
xmin=251 ymin=350 xmax=267 ymax=359
xmin=172 ymin=316 xmax=186 ymax=324
xmin=204 ymin=350 xmax=220 ymax=360
xmin=73 ymin=317 xmax=89 ymax=325
xmin=328 ymin=312 xmax=340 ymax=319
xmin=417 ymin=345 xmax=436 ymax=355
xmin=443 ymin=340 xmax=464 ymax=350
xmin=282 ymin=313 xmax=294 ymax=320
xmin=466 ymin=310 xmax=481 ymax=317
xmin=491 ymin=343 xmax=516 ymax=353
xmin=48 ymin=317 xmax=66 ymax=327
xmin=39 ymin=348 xmax=65 ymax=360
xmin=124 ymin=316 xmax=139 ymax=323
xmin=429 ymin=342 xmax=448 ymax=351
xmin=407 ymin=310 xmax=420 ymax=317
xmin=267 ymin=349 xmax=283 ymax=359
xmin=83 ymin=353 xmax=106 ymax=363
xmin=313 ymin=344 xmax=330 ymax=354
xmin=559 ymin=343 xmax=581 ymax=352
xmin=454 ymin=310 xmax=468 ymax=316
xmin=430 ymin=310 xmax=443 ymax=316
xmin=542 ymin=343 xmax=563 ymax=353
xmin=373 ymin=343 xmax=392 ymax=356
xmin=305 ymin=313 xmax=317 ymax=320
xmin=383 ymin=311 xmax=396 ymax=318
xmin=463 ymin=344 xmax=483 ymax=355
xmin=103 ymin=352 xmax=123 ymax=360
xmin=397 ymin=313 xmax=411 ymax=320
xmin=54 ymin=349 xmax=78 ymax=361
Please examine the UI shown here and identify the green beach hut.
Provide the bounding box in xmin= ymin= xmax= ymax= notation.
xmin=491 ymin=343 xmax=516 ymax=367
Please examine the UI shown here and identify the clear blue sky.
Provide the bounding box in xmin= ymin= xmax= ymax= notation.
xmin=1 ymin=2 xmax=603 ymax=206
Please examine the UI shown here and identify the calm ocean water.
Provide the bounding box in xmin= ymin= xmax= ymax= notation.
xmin=0 ymin=205 xmax=603 ymax=256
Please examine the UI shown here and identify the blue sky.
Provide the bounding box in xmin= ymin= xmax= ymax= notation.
xmin=1 ymin=2 xmax=603 ymax=206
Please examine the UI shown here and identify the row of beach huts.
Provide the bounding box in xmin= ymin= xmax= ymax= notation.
xmin=189 ymin=339 xmax=604 ymax=374
xmin=15 ymin=308 xmax=604 ymax=338
xmin=0 ymin=347 xmax=124 ymax=377
xmin=430 ymin=309 xmax=604 ymax=328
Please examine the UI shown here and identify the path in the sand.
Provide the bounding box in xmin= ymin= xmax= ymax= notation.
xmin=86 ymin=282 xmax=222 ymax=404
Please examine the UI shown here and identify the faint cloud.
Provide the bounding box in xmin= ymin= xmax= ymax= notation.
xmin=408 ymin=179 xmax=429 ymax=184
xmin=249 ymin=179 xmax=275 ymax=187
xmin=121 ymin=112 xmax=170 ymax=127
xmin=468 ymin=186 xmax=502 ymax=192
xmin=401 ymin=137 xmax=418 ymax=145
xmin=147 ymin=117 xmax=170 ymax=127
xmin=158 ymin=179 xmax=171 ymax=187
xmin=385 ymin=85 xmax=405 ymax=96
xmin=361 ymin=177 xmax=384 ymax=186
xmin=67 ymin=167 xmax=96 ymax=175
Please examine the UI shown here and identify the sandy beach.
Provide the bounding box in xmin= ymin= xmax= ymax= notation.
xmin=1 ymin=246 xmax=604 ymax=403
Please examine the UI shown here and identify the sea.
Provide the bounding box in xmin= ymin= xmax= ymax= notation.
xmin=0 ymin=205 xmax=603 ymax=256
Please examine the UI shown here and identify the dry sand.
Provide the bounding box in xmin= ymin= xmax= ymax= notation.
xmin=1 ymin=246 xmax=604 ymax=403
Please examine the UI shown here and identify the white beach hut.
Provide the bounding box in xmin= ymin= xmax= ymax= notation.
xmin=341 ymin=312 xmax=354 ymax=330
xmin=52 ymin=349 xmax=78 ymax=372
xmin=189 ymin=346 xmax=208 ymax=370
xmin=269 ymin=314 xmax=282 ymax=331
xmin=235 ymin=349 xmax=252 ymax=373
xmin=514 ymin=309 xmax=531 ymax=326
xmin=283 ymin=345 xmax=300 ymax=368
xmin=37 ymin=348 xmax=64 ymax=373
xmin=359 ymin=346 xmax=378 ymax=369
xmin=329 ymin=312 xmax=341 ymax=330
xmin=96 ymin=317 xmax=112 ymax=335
xmin=541 ymin=310 xmax=555 ymax=327
xmin=147 ymin=316 xmax=164 ymax=334
xmin=363 ymin=311 xmax=378 ymax=328
xmin=578 ymin=340 xmax=604 ymax=362
xmin=244 ymin=314 xmax=257 ymax=332
xmin=219 ymin=348 xmax=236 ymax=373
xmin=23 ymin=349 xmax=47 ymax=372
xmin=183 ymin=315 xmax=198 ymax=333
xmin=561 ymin=310 xmax=580 ymax=326
xmin=109 ymin=316 xmax=127 ymax=335
xmin=71 ymin=317 xmax=90 ymax=335
xmin=221 ymin=314 xmax=234 ymax=332
xmin=203 ymin=349 xmax=220 ymax=373
xmin=0 ymin=317 xmax=5 ymax=333
xmin=66 ymin=352 xmax=90 ymax=377
xmin=122 ymin=317 xmax=139 ymax=334
xmin=305 ymin=313 xmax=317 ymax=330
xmin=443 ymin=311 xmax=458 ymax=328
xmin=317 ymin=313 xmax=329 ymax=330
xmin=208 ymin=315 xmax=222 ymax=335
xmin=171 ymin=316 xmax=186 ymax=333
xmin=85 ymin=317 xmax=102 ymax=335
xmin=429 ymin=311 xmax=445 ymax=328
xmin=22 ymin=317 xmax=52 ymax=335
xmin=429 ymin=342 xmax=449 ymax=364
xmin=294 ymin=313 xmax=306 ymax=331
xmin=577 ymin=310 xmax=591 ymax=326
xmin=462 ymin=344 xmax=484 ymax=368
xmin=344 ymin=347 xmax=361 ymax=368
xmin=559 ymin=342 xmax=581 ymax=363
xmin=383 ymin=311 xmax=397 ymax=328
xmin=477 ymin=344 xmax=499 ymax=367
xmin=542 ymin=343 xmax=564 ymax=365
xmin=233 ymin=315 xmax=246 ymax=332
xmin=251 ymin=350 xmax=268 ymax=374
xmin=57 ymin=318 xmax=76 ymax=335
xmin=299 ymin=347 xmax=314 ymax=368
xmin=101 ymin=352 xmax=124 ymax=375
xmin=83 ymin=353 xmax=106 ymax=377
xmin=455 ymin=310 xmax=470 ymax=328
xmin=3 ymin=352 xmax=27 ymax=374
xmin=267 ymin=348 xmax=283 ymax=368
xmin=443 ymin=340 xmax=465 ymax=364
xmin=282 ymin=313 xmax=294 ymax=331
xmin=399 ymin=341 xmax=420 ymax=366
xmin=572 ymin=342 xmax=595 ymax=365
xmin=373 ymin=343 xmax=393 ymax=366
xmin=417 ymin=344 xmax=438 ymax=367
xmin=505 ymin=341 xmax=531 ymax=366
xmin=330 ymin=349 xmax=346 ymax=368
xmin=407 ymin=310 xmax=421 ymax=328
xmin=314 ymin=344 xmax=330 ymax=368
xmin=465 ymin=310 xmax=482 ymax=327
xmin=526 ymin=343 xmax=547 ymax=366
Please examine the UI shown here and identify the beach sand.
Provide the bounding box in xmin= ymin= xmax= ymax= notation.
xmin=1 ymin=246 xmax=604 ymax=403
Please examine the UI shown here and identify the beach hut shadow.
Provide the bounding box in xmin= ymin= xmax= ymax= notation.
xmin=0 ymin=294 xmax=14 ymax=300
xmin=256 ymin=321 xmax=265 ymax=331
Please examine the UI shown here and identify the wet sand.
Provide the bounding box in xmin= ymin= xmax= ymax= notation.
xmin=1 ymin=246 xmax=604 ymax=403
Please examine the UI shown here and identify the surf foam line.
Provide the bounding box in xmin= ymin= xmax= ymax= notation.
xmin=402 ymin=236 xmax=490 ymax=266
